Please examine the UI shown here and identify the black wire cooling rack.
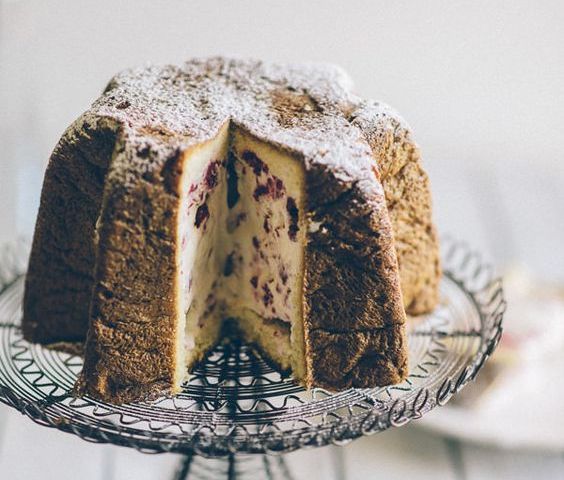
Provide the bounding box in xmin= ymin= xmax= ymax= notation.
xmin=0 ymin=238 xmax=504 ymax=479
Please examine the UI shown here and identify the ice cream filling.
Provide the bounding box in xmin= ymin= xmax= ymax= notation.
xmin=177 ymin=125 xmax=306 ymax=377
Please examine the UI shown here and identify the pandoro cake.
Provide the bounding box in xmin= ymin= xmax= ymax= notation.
xmin=22 ymin=57 xmax=440 ymax=403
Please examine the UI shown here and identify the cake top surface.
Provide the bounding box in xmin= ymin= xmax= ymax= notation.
xmin=69 ymin=57 xmax=410 ymax=197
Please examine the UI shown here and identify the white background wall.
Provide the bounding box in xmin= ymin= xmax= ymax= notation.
xmin=2 ymin=0 xmax=564 ymax=279
xmin=2 ymin=0 xmax=564 ymax=163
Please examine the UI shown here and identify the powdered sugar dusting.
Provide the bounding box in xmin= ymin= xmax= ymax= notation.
xmin=70 ymin=57 xmax=411 ymax=199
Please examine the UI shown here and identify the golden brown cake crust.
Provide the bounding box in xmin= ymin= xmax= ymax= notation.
xmin=23 ymin=57 xmax=440 ymax=402
xmin=23 ymin=119 xmax=118 ymax=343
xmin=77 ymin=141 xmax=185 ymax=402
xmin=350 ymin=104 xmax=441 ymax=315
xmin=303 ymin=179 xmax=409 ymax=388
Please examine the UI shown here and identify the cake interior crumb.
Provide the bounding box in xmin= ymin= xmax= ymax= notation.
xmin=177 ymin=123 xmax=307 ymax=383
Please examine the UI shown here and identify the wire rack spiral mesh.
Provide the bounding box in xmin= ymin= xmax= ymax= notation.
xmin=0 ymin=238 xmax=504 ymax=458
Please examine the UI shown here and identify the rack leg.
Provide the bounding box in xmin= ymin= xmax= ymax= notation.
xmin=172 ymin=453 xmax=295 ymax=480
xmin=173 ymin=453 xmax=194 ymax=480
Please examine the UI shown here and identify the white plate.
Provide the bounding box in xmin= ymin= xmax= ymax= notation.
xmin=417 ymin=267 xmax=564 ymax=452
